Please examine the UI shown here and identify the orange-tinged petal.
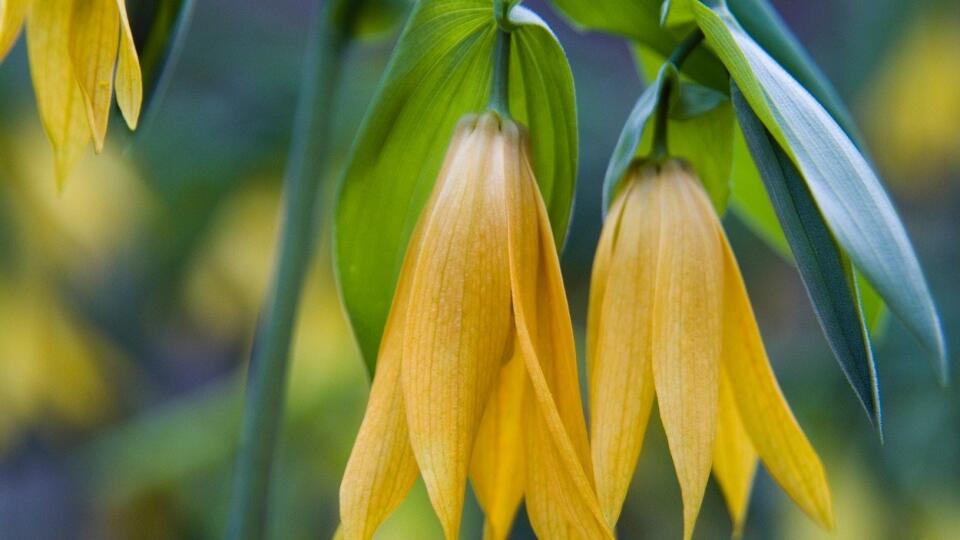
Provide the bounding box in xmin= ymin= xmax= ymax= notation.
xmin=712 ymin=367 xmax=757 ymax=537
xmin=470 ymin=347 xmax=525 ymax=540
xmin=339 ymin=199 xmax=429 ymax=540
xmin=339 ymin=340 xmax=418 ymax=540
xmin=588 ymin=166 xmax=658 ymax=527
xmin=650 ymin=161 xmax=722 ymax=540
xmin=27 ymin=0 xmax=91 ymax=186
xmin=505 ymin=120 xmax=612 ymax=539
xmin=720 ymin=229 xmax=834 ymax=530
xmin=70 ymin=0 xmax=120 ymax=152
xmin=0 ymin=0 xmax=29 ymax=62
xmin=401 ymin=114 xmax=514 ymax=539
xmin=114 ymin=0 xmax=141 ymax=129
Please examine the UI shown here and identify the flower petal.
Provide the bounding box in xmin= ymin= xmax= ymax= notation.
xmin=720 ymin=229 xmax=834 ymax=529
xmin=340 ymin=196 xmax=426 ymax=540
xmin=339 ymin=343 xmax=418 ymax=540
xmin=401 ymin=114 xmax=514 ymax=539
xmin=27 ymin=0 xmax=91 ymax=186
xmin=712 ymin=367 xmax=757 ymax=536
xmin=650 ymin=162 xmax=722 ymax=540
xmin=588 ymin=166 xmax=658 ymax=527
xmin=114 ymin=0 xmax=141 ymax=130
xmin=505 ymin=123 xmax=612 ymax=539
xmin=470 ymin=346 xmax=526 ymax=540
xmin=70 ymin=0 xmax=120 ymax=152
xmin=0 ymin=0 xmax=29 ymax=62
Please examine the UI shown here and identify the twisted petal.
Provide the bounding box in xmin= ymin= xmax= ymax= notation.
xmin=720 ymin=231 xmax=834 ymax=529
xmin=401 ymin=114 xmax=514 ymax=539
xmin=0 ymin=0 xmax=29 ymax=61
xmin=650 ymin=162 xmax=722 ymax=540
xmin=588 ymin=167 xmax=658 ymax=527
xmin=470 ymin=347 xmax=525 ymax=540
xmin=505 ymin=125 xmax=612 ymax=539
xmin=114 ymin=0 xmax=141 ymax=129
xmin=712 ymin=368 xmax=757 ymax=536
xmin=70 ymin=0 xmax=120 ymax=151
xmin=27 ymin=0 xmax=91 ymax=186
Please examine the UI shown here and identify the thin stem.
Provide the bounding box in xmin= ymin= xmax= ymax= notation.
xmin=650 ymin=29 xmax=704 ymax=161
xmin=225 ymin=1 xmax=355 ymax=539
xmin=488 ymin=0 xmax=512 ymax=116
xmin=668 ymin=29 xmax=704 ymax=67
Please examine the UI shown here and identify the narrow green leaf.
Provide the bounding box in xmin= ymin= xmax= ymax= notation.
xmin=733 ymin=83 xmax=881 ymax=431
xmin=128 ymin=0 xmax=196 ymax=118
xmin=695 ymin=2 xmax=947 ymax=378
xmin=335 ymin=0 xmax=577 ymax=372
xmin=726 ymin=0 xmax=863 ymax=145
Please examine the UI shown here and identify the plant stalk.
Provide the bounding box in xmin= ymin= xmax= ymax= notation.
xmin=488 ymin=0 xmax=512 ymax=116
xmin=225 ymin=1 xmax=354 ymax=538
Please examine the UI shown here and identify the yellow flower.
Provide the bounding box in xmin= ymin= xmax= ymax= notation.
xmin=588 ymin=160 xmax=833 ymax=539
xmin=339 ymin=113 xmax=612 ymax=540
xmin=0 ymin=0 xmax=142 ymax=185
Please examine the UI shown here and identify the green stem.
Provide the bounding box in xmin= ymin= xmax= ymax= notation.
xmin=488 ymin=0 xmax=512 ymax=116
xmin=225 ymin=2 xmax=355 ymax=539
xmin=651 ymin=30 xmax=704 ymax=161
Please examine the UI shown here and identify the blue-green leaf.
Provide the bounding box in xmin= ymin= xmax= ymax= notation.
xmin=733 ymin=83 xmax=881 ymax=431
xmin=335 ymin=0 xmax=577 ymax=373
xmin=695 ymin=2 xmax=947 ymax=379
xmin=726 ymin=0 xmax=863 ymax=145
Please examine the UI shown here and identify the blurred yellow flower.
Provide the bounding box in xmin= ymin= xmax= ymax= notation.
xmin=339 ymin=113 xmax=611 ymax=540
xmin=0 ymin=279 xmax=115 ymax=453
xmin=588 ymin=160 xmax=833 ymax=539
xmin=0 ymin=0 xmax=143 ymax=185
xmin=863 ymin=10 xmax=960 ymax=186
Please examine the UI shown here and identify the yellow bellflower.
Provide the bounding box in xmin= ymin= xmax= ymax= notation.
xmin=339 ymin=112 xmax=612 ymax=540
xmin=588 ymin=160 xmax=833 ymax=539
xmin=0 ymin=0 xmax=143 ymax=184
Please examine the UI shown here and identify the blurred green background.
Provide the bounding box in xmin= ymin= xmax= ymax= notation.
xmin=0 ymin=0 xmax=957 ymax=538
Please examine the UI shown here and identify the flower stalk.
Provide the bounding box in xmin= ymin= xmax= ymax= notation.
xmin=488 ymin=0 xmax=512 ymax=117
xmin=226 ymin=1 xmax=357 ymax=538
xmin=651 ymin=30 xmax=704 ymax=161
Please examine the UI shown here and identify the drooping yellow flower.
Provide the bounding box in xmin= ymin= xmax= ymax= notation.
xmin=0 ymin=0 xmax=142 ymax=184
xmin=339 ymin=112 xmax=612 ymax=540
xmin=588 ymin=160 xmax=833 ymax=539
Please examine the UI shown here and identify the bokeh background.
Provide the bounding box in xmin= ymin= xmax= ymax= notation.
xmin=0 ymin=0 xmax=957 ymax=538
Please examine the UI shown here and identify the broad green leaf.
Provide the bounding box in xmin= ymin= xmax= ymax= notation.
xmin=549 ymin=0 xmax=727 ymax=90
xmin=335 ymin=0 xmax=578 ymax=372
xmin=602 ymin=64 xmax=674 ymax=210
xmin=507 ymin=5 xmax=578 ymax=245
xmin=667 ymin=86 xmax=733 ymax=211
xmin=661 ymin=0 xmax=695 ymax=29
xmin=694 ymin=2 xmax=947 ymax=378
xmin=733 ymin=83 xmax=881 ymax=431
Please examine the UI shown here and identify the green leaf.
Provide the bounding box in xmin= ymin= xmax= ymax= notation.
xmin=726 ymin=0 xmax=863 ymax=145
xmin=335 ymin=1 xmax=578 ymax=373
xmin=128 ymin=0 xmax=196 ymax=118
xmin=668 ymin=84 xmax=733 ymax=211
xmin=733 ymin=83 xmax=881 ymax=431
xmin=550 ymin=0 xmax=728 ymax=90
xmin=695 ymin=2 xmax=947 ymax=379
xmin=507 ymin=5 xmax=579 ymax=245
xmin=602 ymin=64 xmax=674 ymax=210
xmin=661 ymin=0 xmax=695 ymax=29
